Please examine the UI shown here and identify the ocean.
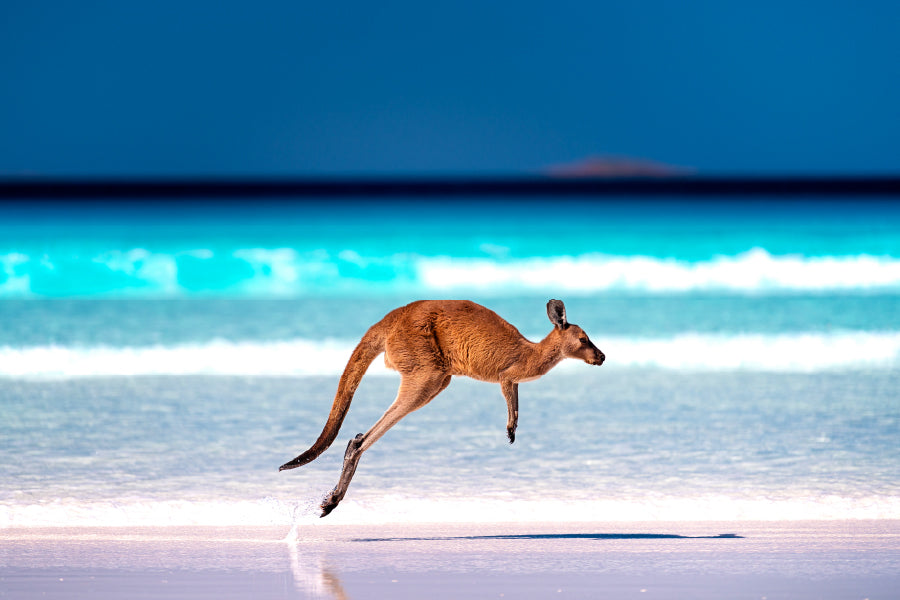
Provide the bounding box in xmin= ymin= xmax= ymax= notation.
xmin=1 ymin=197 xmax=899 ymax=528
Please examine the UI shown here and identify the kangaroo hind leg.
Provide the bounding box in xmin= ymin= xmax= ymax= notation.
xmin=319 ymin=371 xmax=451 ymax=517
xmin=501 ymin=380 xmax=519 ymax=444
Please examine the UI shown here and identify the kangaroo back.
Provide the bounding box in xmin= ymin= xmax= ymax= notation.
xmin=278 ymin=323 xmax=386 ymax=471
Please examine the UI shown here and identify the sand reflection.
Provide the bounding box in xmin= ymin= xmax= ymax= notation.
xmin=287 ymin=540 xmax=349 ymax=600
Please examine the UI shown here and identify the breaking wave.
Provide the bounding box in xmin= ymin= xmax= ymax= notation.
xmin=3 ymin=248 xmax=900 ymax=297
xmin=2 ymin=331 xmax=898 ymax=378
xmin=417 ymin=249 xmax=900 ymax=293
xmin=3 ymin=493 xmax=899 ymax=528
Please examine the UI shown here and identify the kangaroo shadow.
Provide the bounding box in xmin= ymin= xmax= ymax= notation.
xmin=352 ymin=533 xmax=743 ymax=542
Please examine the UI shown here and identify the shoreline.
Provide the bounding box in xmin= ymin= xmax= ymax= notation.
xmin=3 ymin=520 xmax=899 ymax=599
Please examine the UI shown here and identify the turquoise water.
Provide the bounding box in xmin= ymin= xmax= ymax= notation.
xmin=3 ymin=199 xmax=900 ymax=298
xmin=1 ymin=197 xmax=899 ymax=526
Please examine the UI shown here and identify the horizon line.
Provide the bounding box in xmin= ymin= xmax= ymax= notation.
xmin=2 ymin=173 xmax=900 ymax=199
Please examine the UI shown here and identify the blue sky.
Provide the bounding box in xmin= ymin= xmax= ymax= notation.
xmin=2 ymin=2 xmax=899 ymax=176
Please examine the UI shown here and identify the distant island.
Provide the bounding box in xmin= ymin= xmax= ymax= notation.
xmin=545 ymin=154 xmax=694 ymax=178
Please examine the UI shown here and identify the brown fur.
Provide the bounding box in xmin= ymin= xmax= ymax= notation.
xmin=279 ymin=299 xmax=604 ymax=517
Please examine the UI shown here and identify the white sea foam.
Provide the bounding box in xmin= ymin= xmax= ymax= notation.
xmin=98 ymin=248 xmax=179 ymax=295
xmin=418 ymin=248 xmax=900 ymax=293
xmin=0 ymin=252 xmax=31 ymax=295
xmin=232 ymin=247 xmax=306 ymax=295
xmin=0 ymin=339 xmax=374 ymax=379
xmin=597 ymin=331 xmax=900 ymax=372
xmin=3 ymin=493 xmax=899 ymax=528
xmin=0 ymin=498 xmax=296 ymax=529
xmin=4 ymin=248 xmax=900 ymax=297
xmin=1 ymin=331 xmax=898 ymax=378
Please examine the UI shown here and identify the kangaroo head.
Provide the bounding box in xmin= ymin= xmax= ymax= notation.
xmin=546 ymin=299 xmax=605 ymax=366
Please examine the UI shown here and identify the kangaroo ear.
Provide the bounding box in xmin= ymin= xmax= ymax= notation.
xmin=547 ymin=299 xmax=568 ymax=329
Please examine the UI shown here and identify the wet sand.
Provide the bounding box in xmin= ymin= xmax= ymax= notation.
xmin=2 ymin=520 xmax=899 ymax=599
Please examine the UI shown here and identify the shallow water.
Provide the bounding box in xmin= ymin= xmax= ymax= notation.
xmin=1 ymin=197 xmax=898 ymax=526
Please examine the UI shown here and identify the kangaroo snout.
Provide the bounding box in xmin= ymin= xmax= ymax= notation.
xmin=593 ymin=350 xmax=605 ymax=366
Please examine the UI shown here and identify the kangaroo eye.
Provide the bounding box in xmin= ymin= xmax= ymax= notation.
xmin=579 ymin=337 xmax=589 ymax=345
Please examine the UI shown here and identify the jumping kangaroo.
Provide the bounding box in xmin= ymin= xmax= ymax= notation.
xmin=279 ymin=299 xmax=605 ymax=517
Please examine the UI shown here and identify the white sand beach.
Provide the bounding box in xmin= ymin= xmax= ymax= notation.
xmin=3 ymin=520 xmax=899 ymax=599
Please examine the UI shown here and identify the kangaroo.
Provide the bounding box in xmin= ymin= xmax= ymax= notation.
xmin=279 ymin=298 xmax=605 ymax=517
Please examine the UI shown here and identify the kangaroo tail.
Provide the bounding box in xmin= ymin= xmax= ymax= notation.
xmin=278 ymin=324 xmax=386 ymax=471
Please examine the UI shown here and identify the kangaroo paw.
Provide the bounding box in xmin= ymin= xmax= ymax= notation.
xmin=320 ymin=499 xmax=338 ymax=518
xmin=320 ymin=486 xmax=342 ymax=517
xmin=507 ymin=427 xmax=516 ymax=444
xmin=319 ymin=434 xmax=365 ymax=517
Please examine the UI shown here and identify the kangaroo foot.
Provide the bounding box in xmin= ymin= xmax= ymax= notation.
xmin=507 ymin=426 xmax=516 ymax=444
xmin=319 ymin=433 xmax=365 ymax=518
xmin=320 ymin=488 xmax=341 ymax=517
